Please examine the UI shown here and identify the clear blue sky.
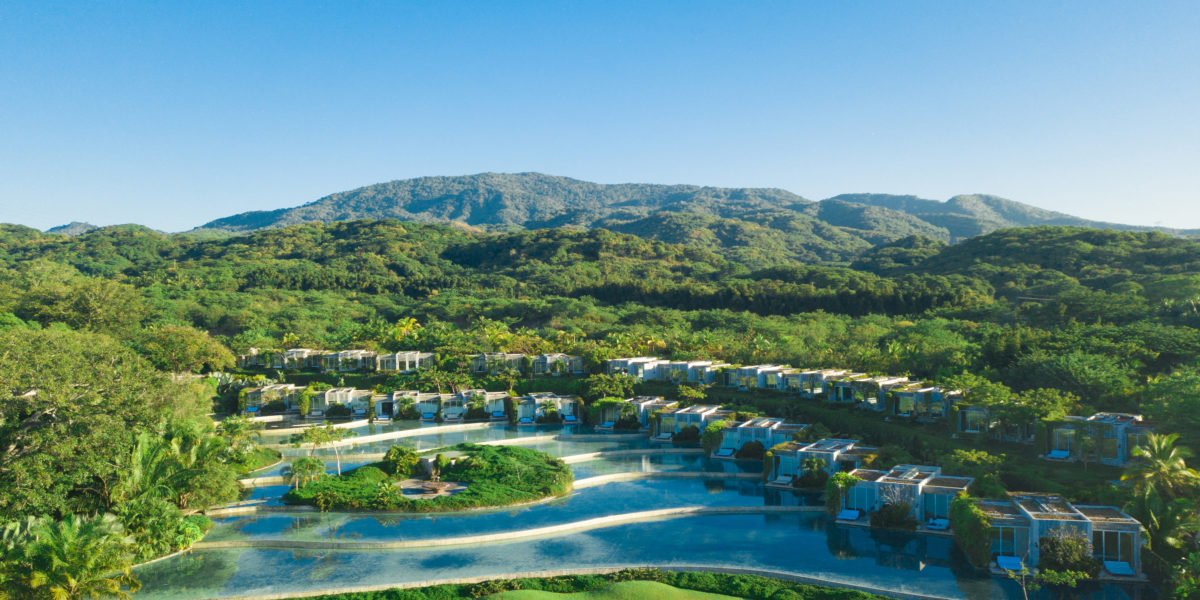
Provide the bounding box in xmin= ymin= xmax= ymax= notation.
xmin=2 ymin=1 xmax=1198 ymax=231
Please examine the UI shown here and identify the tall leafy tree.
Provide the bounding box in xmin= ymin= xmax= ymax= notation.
xmin=24 ymin=514 xmax=140 ymax=600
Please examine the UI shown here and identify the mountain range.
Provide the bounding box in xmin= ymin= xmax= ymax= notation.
xmin=50 ymin=172 xmax=1200 ymax=266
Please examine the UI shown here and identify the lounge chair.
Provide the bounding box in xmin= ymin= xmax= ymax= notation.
xmin=836 ymin=509 xmax=861 ymax=521
xmin=1104 ymin=561 xmax=1136 ymax=577
xmin=421 ymin=413 xmax=436 ymax=420
xmin=563 ymin=415 xmax=577 ymax=422
xmin=492 ymin=411 xmax=505 ymax=418
xmin=518 ymin=417 xmax=533 ymax=424
xmin=1046 ymin=450 xmax=1070 ymax=460
xmin=600 ymin=421 xmax=615 ymax=429
xmin=713 ymin=448 xmax=735 ymax=457
xmin=997 ymin=556 xmax=1024 ymax=572
xmin=926 ymin=518 xmax=950 ymax=530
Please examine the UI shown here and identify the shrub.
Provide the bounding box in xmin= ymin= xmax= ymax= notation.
xmin=869 ymin=502 xmax=917 ymax=530
xmin=796 ymin=469 xmax=829 ymax=489
xmin=674 ymin=425 xmax=700 ymax=443
xmin=324 ymin=404 xmax=352 ymax=418
xmin=701 ymin=420 xmax=729 ymax=454
xmin=261 ymin=399 xmax=288 ymax=414
xmin=614 ymin=414 xmax=641 ymax=430
xmin=825 ymin=472 xmax=861 ymax=515
xmin=736 ymin=440 xmax=766 ymax=460
xmin=383 ymin=446 xmax=419 ymax=478
xmin=1038 ymin=526 xmax=1100 ymax=577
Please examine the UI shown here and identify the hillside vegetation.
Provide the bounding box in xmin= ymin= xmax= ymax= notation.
xmin=192 ymin=173 xmax=1199 ymax=267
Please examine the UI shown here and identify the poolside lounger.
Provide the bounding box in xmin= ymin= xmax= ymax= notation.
xmin=519 ymin=417 xmax=533 ymax=424
xmin=1046 ymin=450 xmax=1070 ymax=460
xmin=421 ymin=413 xmax=436 ymax=420
xmin=563 ymin=415 xmax=577 ymax=422
xmin=997 ymin=556 xmax=1024 ymax=572
xmin=926 ymin=518 xmax=950 ymax=530
xmin=836 ymin=509 xmax=860 ymax=521
xmin=600 ymin=421 xmax=615 ymax=428
xmin=492 ymin=411 xmax=505 ymax=418
xmin=713 ymin=448 xmax=735 ymax=457
xmin=1104 ymin=561 xmax=1136 ymax=577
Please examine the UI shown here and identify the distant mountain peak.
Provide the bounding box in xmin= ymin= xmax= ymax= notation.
xmin=194 ymin=173 xmax=1198 ymax=262
xmin=45 ymin=222 xmax=98 ymax=236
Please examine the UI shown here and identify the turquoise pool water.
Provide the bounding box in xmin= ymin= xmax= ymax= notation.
xmin=140 ymin=423 xmax=1153 ymax=600
xmin=206 ymin=476 xmax=784 ymax=543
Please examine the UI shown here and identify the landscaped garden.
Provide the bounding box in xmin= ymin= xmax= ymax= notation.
xmin=286 ymin=569 xmax=889 ymax=600
xmin=283 ymin=443 xmax=574 ymax=512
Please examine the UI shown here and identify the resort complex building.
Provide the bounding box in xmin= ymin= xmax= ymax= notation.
xmin=978 ymin=494 xmax=1143 ymax=577
xmin=767 ymin=438 xmax=879 ymax=486
xmin=713 ymin=418 xmax=808 ymax=457
xmin=1042 ymin=412 xmax=1155 ymax=467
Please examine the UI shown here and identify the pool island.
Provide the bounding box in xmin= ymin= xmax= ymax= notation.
xmin=283 ymin=443 xmax=574 ymax=512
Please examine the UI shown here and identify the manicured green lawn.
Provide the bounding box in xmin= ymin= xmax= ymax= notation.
xmin=488 ymin=581 xmax=739 ymax=600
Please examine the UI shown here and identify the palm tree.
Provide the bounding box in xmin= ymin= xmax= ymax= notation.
xmin=282 ymin=457 xmax=326 ymax=489
xmin=1122 ymin=433 xmax=1200 ymax=499
xmin=25 ymin=514 xmax=140 ymax=600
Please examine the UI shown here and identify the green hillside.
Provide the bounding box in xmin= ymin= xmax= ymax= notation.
xmin=195 ymin=174 xmax=1200 ymax=265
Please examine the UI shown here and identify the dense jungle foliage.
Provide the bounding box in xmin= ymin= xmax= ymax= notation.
xmin=2 ymin=218 xmax=1200 ymax=596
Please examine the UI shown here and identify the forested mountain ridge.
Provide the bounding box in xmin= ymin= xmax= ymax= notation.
xmin=194 ymin=174 xmax=1200 ymax=264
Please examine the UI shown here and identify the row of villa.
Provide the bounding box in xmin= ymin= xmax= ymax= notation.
xmin=708 ymin=421 xmax=1144 ymax=578
xmin=606 ymin=357 xmax=1155 ymax=467
xmin=243 ymin=383 xmax=580 ymax=423
xmin=238 ymin=347 xmax=586 ymax=376
xmin=593 ymin=391 xmax=1147 ymax=579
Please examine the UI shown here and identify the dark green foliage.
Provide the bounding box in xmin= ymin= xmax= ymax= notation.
xmin=736 ymin=440 xmax=766 ymax=460
xmin=868 ymin=502 xmax=917 ymax=530
xmin=796 ymin=469 xmax=829 ymax=489
xmin=324 ymin=404 xmax=352 ymax=418
xmin=674 ymin=425 xmax=700 ymax=443
xmin=293 ymin=569 xmax=888 ymax=600
xmin=1038 ymin=527 xmax=1101 ymax=577
xmin=701 ymin=420 xmax=729 ymax=454
xmin=950 ymin=494 xmax=992 ymax=568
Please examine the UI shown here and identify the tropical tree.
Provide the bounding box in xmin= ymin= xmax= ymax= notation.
xmin=281 ymin=457 xmax=326 ymax=489
xmin=294 ymin=425 xmax=356 ymax=475
xmin=216 ymin=414 xmax=263 ymax=458
xmin=24 ymin=514 xmax=140 ymax=600
xmin=1122 ymin=433 xmax=1200 ymax=500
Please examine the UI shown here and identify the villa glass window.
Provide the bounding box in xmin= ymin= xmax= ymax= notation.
xmin=963 ymin=410 xmax=986 ymax=433
xmin=990 ymin=526 xmax=1029 ymax=557
xmin=923 ymin=493 xmax=951 ymax=520
xmin=846 ymin=486 xmax=874 ymax=511
xmin=1127 ymin=432 xmax=1148 ymax=456
xmin=1053 ymin=428 xmax=1075 ymax=452
xmin=1101 ymin=437 xmax=1120 ymax=460
xmin=897 ymin=396 xmax=914 ymax=415
xmin=1093 ymin=530 xmax=1134 ymax=564
xmin=929 ymin=400 xmax=945 ymax=418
